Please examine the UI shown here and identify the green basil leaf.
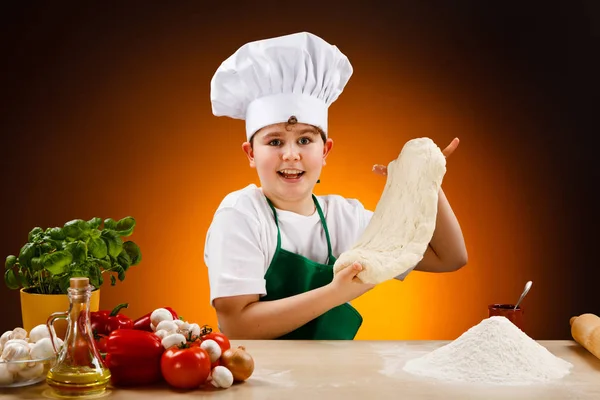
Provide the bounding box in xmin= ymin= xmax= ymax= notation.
xmin=88 ymin=237 xmax=107 ymax=259
xmin=117 ymin=251 xmax=131 ymax=272
xmin=63 ymin=219 xmax=91 ymax=240
xmin=88 ymin=217 xmax=102 ymax=230
xmin=4 ymin=269 xmax=20 ymax=289
xmin=28 ymin=227 xmax=43 ymax=242
xmin=18 ymin=243 xmax=36 ymax=268
xmin=101 ymin=230 xmax=123 ymax=258
xmin=103 ymin=218 xmax=116 ymax=230
xmin=65 ymin=241 xmax=87 ymax=264
xmin=48 ymin=227 xmax=66 ymax=241
xmin=42 ymin=250 xmax=73 ymax=275
xmin=5 ymin=255 xmax=17 ymax=270
xmin=115 ymin=217 xmax=136 ymax=237
xmin=122 ymin=241 xmax=142 ymax=266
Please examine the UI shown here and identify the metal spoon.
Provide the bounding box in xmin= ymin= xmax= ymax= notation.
xmin=514 ymin=281 xmax=533 ymax=310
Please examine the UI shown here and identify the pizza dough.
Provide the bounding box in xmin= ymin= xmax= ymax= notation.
xmin=332 ymin=137 xmax=446 ymax=284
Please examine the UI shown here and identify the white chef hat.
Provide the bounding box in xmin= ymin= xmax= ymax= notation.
xmin=210 ymin=32 xmax=353 ymax=141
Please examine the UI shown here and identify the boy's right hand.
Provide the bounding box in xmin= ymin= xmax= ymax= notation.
xmin=329 ymin=262 xmax=376 ymax=305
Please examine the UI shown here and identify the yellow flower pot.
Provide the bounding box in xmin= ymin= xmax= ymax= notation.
xmin=20 ymin=288 xmax=100 ymax=339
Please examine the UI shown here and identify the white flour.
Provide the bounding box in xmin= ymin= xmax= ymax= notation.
xmin=403 ymin=316 xmax=573 ymax=385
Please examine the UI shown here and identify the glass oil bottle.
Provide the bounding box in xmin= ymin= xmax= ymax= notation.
xmin=46 ymin=277 xmax=111 ymax=397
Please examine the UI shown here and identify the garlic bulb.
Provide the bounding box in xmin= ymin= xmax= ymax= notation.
xmin=2 ymin=342 xmax=30 ymax=361
xmin=9 ymin=328 xmax=27 ymax=341
xmin=0 ymin=363 xmax=14 ymax=385
xmin=17 ymin=362 xmax=44 ymax=380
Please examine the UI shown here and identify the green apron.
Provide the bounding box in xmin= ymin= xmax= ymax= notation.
xmin=260 ymin=195 xmax=363 ymax=340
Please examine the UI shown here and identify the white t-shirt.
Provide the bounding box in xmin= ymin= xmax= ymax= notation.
xmin=204 ymin=184 xmax=411 ymax=305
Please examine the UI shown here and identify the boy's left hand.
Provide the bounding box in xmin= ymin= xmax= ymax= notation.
xmin=372 ymin=137 xmax=459 ymax=177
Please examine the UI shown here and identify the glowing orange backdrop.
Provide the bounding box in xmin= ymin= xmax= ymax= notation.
xmin=1 ymin=3 xmax=587 ymax=341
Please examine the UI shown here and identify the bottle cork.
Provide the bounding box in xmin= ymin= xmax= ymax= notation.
xmin=70 ymin=277 xmax=89 ymax=289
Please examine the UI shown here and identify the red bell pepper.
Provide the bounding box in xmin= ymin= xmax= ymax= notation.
xmin=104 ymin=329 xmax=164 ymax=386
xmin=90 ymin=303 xmax=133 ymax=335
xmin=133 ymin=306 xmax=179 ymax=331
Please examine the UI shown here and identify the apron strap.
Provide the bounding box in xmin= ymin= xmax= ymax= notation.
xmin=312 ymin=195 xmax=335 ymax=264
xmin=265 ymin=195 xmax=335 ymax=264
xmin=265 ymin=198 xmax=282 ymax=250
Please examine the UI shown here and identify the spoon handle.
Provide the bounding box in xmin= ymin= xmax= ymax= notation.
xmin=514 ymin=281 xmax=533 ymax=310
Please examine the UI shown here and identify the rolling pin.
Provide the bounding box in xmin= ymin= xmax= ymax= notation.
xmin=570 ymin=313 xmax=600 ymax=359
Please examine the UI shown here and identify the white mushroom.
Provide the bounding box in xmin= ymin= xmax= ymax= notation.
xmin=161 ymin=333 xmax=186 ymax=350
xmin=173 ymin=319 xmax=185 ymax=328
xmin=30 ymin=338 xmax=57 ymax=360
xmin=188 ymin=323 xmax=201 ymax=337
xmin=155 ymin=320 xmax=178 ymax=334
xmin=28 ymin=325 xmax=51 ymax=343
xmin=150 ymin=308 xmax=173 ymax=329
xmin=200 ymin=339 xmax=221 ymax=363
xmin=211 ymin=366 xmax=233 ymax=389
xmin=154 ymin=329 xmax=169 ymax=340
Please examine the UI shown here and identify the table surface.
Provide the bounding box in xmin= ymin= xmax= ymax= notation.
xmin=2 ymin=340 xmax=599 ymax=399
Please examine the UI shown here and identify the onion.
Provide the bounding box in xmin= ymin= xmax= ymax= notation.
xmin=219 ymin=345 xmax=254 ymax=381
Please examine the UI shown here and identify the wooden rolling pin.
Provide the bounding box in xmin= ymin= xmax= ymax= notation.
xmin=570 ymin=313 xmax=600 ymax=359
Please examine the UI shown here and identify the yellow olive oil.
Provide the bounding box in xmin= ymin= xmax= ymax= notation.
xmin=46 ymin=367 xmax=111 ymax=397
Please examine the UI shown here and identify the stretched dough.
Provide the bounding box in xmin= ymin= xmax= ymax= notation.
xmin=333 ymin=137 xmax=446 ymax=284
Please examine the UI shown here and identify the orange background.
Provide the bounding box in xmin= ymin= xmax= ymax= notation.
xmin=1 ymin=3 xmax=596 ymax=340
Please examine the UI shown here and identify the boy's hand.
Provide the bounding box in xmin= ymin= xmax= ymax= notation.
xmin=372 ymin=137 xmax=460 ymax=177
xmin=330 ymin=262 xmax=375 ymax=305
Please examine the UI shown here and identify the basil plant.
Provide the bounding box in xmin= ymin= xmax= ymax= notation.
xmin=4 ymin=217 xmax=142 ymax=294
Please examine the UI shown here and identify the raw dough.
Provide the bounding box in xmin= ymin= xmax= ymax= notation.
xmin=333 ymin=137 xmax=446 ymax=284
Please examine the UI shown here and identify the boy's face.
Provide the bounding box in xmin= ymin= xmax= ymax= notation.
xmin=242 ymin=122 xmax=333 ymax=205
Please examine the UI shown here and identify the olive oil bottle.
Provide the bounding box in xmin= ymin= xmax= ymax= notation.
xmin=47 ymin=277 xmax=111 ymax=397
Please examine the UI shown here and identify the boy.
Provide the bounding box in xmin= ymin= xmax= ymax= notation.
xmin=205 ymin=32 xmax=467 ymax=340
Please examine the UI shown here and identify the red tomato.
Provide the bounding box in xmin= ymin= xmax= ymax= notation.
xmin=202 ymin=332 xmax=231 ymax=353
xmin=160 ymin=347 xmax=211 ymax=389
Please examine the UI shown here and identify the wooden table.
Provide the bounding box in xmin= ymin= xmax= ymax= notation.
xmin=2 ymin=340 xmax=600 ymax=399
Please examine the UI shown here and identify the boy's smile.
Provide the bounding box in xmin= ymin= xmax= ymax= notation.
xmin=277 ymin=168 xmax=305 ymax=181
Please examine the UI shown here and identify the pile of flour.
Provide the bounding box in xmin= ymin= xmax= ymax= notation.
xmin=403 ymin=316 xmax=573 ymax=385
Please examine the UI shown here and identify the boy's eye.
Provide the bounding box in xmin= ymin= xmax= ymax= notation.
xmin=268 ymin=139 xmax=282 ymax=146
xmin=298 ymin=137 xmax=312 ymax=145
